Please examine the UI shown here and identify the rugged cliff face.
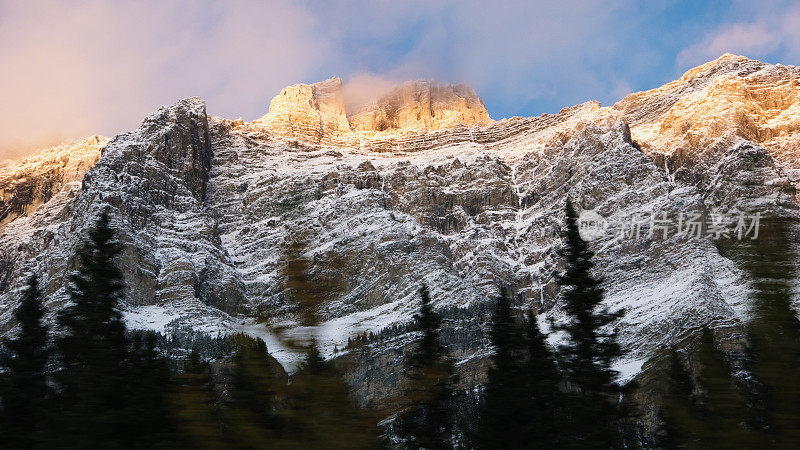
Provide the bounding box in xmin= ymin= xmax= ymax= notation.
xmin=0 ymin=99 xmax=240 ymax=333
xmin=1 ymin=54 xmax=799 ymax=407
xmin=249 ymin=77 xmax=492 ymax=149
xmin=0 ymin=135 xmax=107 ymax=233
xmin=616 ymin=53 xmax=800 ymax=187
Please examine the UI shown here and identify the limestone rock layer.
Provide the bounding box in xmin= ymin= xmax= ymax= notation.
xmin=251 ymin=77 xmax=492 ymax=147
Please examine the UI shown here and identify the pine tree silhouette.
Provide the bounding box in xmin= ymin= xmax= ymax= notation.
xmin=126 ymin=330 xmax=173 ymax=448
xmin=56 ymin=210 xmax=129 ymax=447
xmin=284 ymin=340 xmax=381 ymax=449
xmin=0 ymin=274 xmax=54 ymax=449
xmin=657 ymin=347 xmax=703 ymax=449
xmin=277 ymin=242 xmax=380 ymax=449
xmin=396 ymin=285 xmax=457 ymax=449
xmin=475 ymin=290 xmax=528 ymax=448
xmin=522 ymin=308 xmax=562 ymax=448
xmin=690 ymin=327 xmax=757 ymax=447
xmin=169 ymin=349 xmax=227 ymax=449
xmin=738 ymin=217 xmax=800 ymax=445
xmin=553 ymin=198 xmax=626 ymax=449
xmin=474 ymin=290 xmax=562 ymax=449
xmin=283 ymin=240 xmax=328 ymax=327
xmin=55 ymin=210 xmax=173 ymax=447
xmin=222 ymin=333 xmax=283 ymax=447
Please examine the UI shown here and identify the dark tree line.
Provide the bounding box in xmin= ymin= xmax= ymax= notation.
xmin=4 ymin=202 xmax=798 ymax=449
xmin=394 ymin=284 xmax=459 ymax=449
xmin=0 ymin=274 xmax=53 ymax=448
xmin=0 ymin=201 xmax=634 ymax=449
xmin=0 ymin=213 xmax=383 ymax=449
xmin=390 ymin=199 xmax=632 ymax=448
xmin=0 ymin=212 xmax=174 ymax=449
xmin=657 ymin=216 xmax=800 ymax=449
xmin=465 ymin=199 xmax=631 ymax=449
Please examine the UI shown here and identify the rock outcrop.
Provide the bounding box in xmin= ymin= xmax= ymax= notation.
xmin=348 ymin=80 xmax=492 ymax=132
xmin=254 ymin=77 xmax=351 ymax=146
xmin=250 ymin=77 xmax=493 ymax=149
xmin=0 ymin=135 xmax=107 ymax=232
xmin=0 ymin=98 xmax=241 ymax=333
xmin=615 ymin=53 xmax=800 ymax=182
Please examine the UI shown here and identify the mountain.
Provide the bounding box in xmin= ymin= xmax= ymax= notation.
xmin=1 ymin=54 xmax=798 ymax=406
xmin=0 ymin=135 xmax=107 ymax=233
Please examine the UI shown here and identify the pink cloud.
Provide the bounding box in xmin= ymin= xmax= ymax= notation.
xmin=0 ymin=0 xmax=699 ymax=161
xmin=0 ymin=0 xmax=330 ymax=160
xmin=677 ymin=3 xmax=800 ymax=68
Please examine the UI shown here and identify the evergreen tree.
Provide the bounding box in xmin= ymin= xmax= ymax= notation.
xmin=655 ymin=329 xmax=761 ymax=449
xmin=222 ymin=333 xmax=283 ymax=447
xmin=657 ymin=347 xmax=704 ymax=449
xmin=522 ymin=308 xmax=562 ymax=448
xmin=0 ymin=274 xmax=53 ymax=449
xmin=169 ymin=350 xmax=227 ymax=449
xmin=395 ymin=285 xmax=457 ymax=449
xmin=278 ymin=241 xmax=380 ymax=449
xmin=283 ymin=240 xmax=328 ymax=327
xmin=284 ymin=341 xmax=381 ymax=449
xmin=474 ymin=290 xmax=529 ymax=448
xmin=126 ymin=330 xmax=174 ymax=448
xmin=655 ymin=217 xmax=800 ymax=448
xmin=690 ymin=327 xmax=757 ymax=447
xmin=56 ymin=211 xmax=173 ymax=448
xmin=55 ymin=210 xmax=130 ymax=447
xmin=737 ymin=217 xmax=800 ymax=446
xmin=553 ymin=198 xmax=626 ymax=449
xmin=474 ymin=290 xmax=561 ymax=449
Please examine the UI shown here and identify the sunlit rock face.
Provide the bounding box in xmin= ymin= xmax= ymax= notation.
xmin=0 ymin=135 xmax=107 ymax=232
xmin=348 ymin=80 xmax=492 ymax=132
xmin=254 ymin=77 xmax=352 ymax=145
xmin=250 ymin=77 xmax=493 ymax=149
xmin=615 ymin=53 xmax=800 ymax=181
xmin=1 ymin=55 xmax=800 ymax=407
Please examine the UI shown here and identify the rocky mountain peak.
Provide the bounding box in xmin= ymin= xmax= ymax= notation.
xmin=613 ymin=53 xmax=767 ymax=126
xmin=613 ymin=54 xmax=800 ymax=180
xmin=0 ymin=135 xmax=108 ymax=231
xmin=348 ymin=79 xmax=492 ymax=132
xmin=97 ymin=96 xmax=213 ymax=200
xmin=252 ymin=77 xmax=492 ymax=145
xmin=3 ymin=54 xmax=800 ymax=401
xmin=255 ymin=77 xmax=351 ymax=144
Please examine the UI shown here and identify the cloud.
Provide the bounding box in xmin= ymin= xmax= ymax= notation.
xmin=676 ymin=2 xmax=800 ymax=68
xmin=0 ymin=0 xmax=330 ymax=160
xmin=341 ymin=73 xmax=401 ymax=113
xmin=610 ymin=80 xmax=634 ymax=103
xmin=7 ymin=0 xmax=773 ymax=160
xmin=315 ymin=0 xmax=637 ymax=118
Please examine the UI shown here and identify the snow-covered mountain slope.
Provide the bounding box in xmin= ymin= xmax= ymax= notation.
xmin=0 ymin=135 xmax=107 ymax=233
xmin=1 ymin=54 xmax=799 ymax=404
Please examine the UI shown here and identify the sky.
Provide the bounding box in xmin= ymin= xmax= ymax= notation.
xmin=1 ymin=0 xmax=800 ymax=160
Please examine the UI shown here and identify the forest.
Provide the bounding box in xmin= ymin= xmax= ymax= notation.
xmin=2 ymin=200 xmax=799 ymax=449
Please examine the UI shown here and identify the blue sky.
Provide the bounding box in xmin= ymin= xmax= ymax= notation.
xmin=1 ymin=0 xmax=799 ymax=159
xmin=304 ymin=0 xmax=799 ymax=119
